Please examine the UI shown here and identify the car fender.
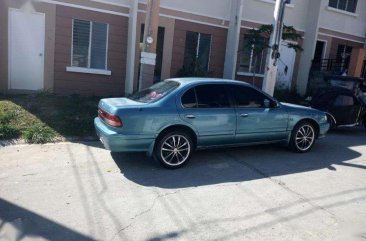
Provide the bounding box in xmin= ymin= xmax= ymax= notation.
xmin=325 ymin=112 xmax=337 ymax=126
xmin=147 ymin=121 xmax=200 ymax=157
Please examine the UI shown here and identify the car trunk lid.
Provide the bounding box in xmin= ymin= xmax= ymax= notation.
xmin=98 ymin=98 xmax=145 ymax=115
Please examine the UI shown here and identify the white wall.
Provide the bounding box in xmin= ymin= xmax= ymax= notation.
xmin=139 ymin=0 xmax=232 ymax=20
xmin=319 ymin=0 xmax=366 ymax=38
xmin=94 ymin=0 xmax=366 ymax=39
xmin=241 ymin=0 xmax=308 ymax=31
xmin=90 ymin=0 xmax=131 ymax=7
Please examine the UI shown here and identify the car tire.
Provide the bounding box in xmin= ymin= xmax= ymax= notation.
xmin=289 ymin=121 xmax=316 ymax=153
xmin=153 ymin=131 xmax=193 ymax=169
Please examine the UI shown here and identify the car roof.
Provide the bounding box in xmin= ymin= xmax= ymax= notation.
xmin=165 ymin=78 xmax=250 ymax=87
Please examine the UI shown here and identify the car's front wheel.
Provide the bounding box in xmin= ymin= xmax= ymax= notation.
xmin=289 ymin=121 xmax=316 ymax=153
xmin=154 ymin=131 xmax=193 ymax=169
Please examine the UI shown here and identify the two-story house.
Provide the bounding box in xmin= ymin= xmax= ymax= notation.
xmin=0 ymin=0 xmax=365 ymax=96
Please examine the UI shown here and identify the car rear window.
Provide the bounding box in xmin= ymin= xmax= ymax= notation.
xmin=128 ymin=81 xmax=179 ymax=103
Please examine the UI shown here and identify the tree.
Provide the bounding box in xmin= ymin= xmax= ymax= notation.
xmin=242 ymin=24 xmax=303 ymax=84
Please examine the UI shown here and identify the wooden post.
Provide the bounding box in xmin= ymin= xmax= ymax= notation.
xmin=139 ymin=0 xmax=160 ymax=90
xmin=348 ymin=48 xmax=365 ymax=77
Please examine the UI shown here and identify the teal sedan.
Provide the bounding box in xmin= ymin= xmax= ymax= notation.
xmin=95 ymin=78 xmax=330 ymax=169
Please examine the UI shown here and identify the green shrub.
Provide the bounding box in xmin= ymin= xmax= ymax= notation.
xmin=0 ymin=110 xmax=17 ymax=124
xmin=23 ymin=125 xmax=56 ymax=144
xmin=0 ymin=125 xmax=20 ymax=140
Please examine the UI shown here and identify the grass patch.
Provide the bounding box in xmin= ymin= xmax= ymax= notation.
xmin=23 ymin=124 xmax=56 ymax=144
xmin=0 ymin=125 xmax=20 ymax=140
xmin=0 ymin=93 xmax=100 ymax=143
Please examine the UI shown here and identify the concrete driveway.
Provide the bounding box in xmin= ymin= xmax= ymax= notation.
xmin=0 ymin=128 xmax=366 ymax=241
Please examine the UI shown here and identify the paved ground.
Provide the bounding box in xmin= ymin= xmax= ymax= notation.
xmin=0 ymin=128 xmax=366 ymax=241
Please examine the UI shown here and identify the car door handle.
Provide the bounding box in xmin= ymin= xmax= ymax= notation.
xmin=240 ymin=113 xmax=249 ymax=118
xmin=185 ymin=115 xmax=196 ymax=119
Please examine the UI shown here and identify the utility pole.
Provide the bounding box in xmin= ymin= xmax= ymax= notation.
xmin=139 ymin=0 xmax=160 ymax=90
xmin=223 ymin=0 xmax=243 ymax=79
xmin=262 ymin=0 xmax=289 ymax=96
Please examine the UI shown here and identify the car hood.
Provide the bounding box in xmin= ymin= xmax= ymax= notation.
xmin=280 ymin=102 xmax=313 ymax=110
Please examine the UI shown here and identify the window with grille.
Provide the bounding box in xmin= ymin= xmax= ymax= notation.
xmin=72 ymin=19 xmax=108 ymax=69
xmin=183 ymin=31 xmax=212 ymax=72
xmin=328 ymin=0 xmax=358 ymax=13
xmin=239 ymin=36 xmax=267 ymax=75
xmin=336 ymin=44 xmax=352 ymax=73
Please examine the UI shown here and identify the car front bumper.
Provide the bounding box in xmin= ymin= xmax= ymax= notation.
xmin=94 ymin=117 xmax=155 ymax=152
xmin=318 ymin=122 xmax=330 ymax=138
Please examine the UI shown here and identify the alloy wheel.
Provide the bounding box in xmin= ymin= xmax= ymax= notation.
xmin=295 ymin=125 xmax=315 ymax=152
xmin=160 ymin=134 xmax=191 ymax=166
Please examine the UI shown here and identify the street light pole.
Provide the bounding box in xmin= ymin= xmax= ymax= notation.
xmin=139 ymin=0 xmax=160 ymax=90
xmin=262 ymin=0 xmax=289 ymax=96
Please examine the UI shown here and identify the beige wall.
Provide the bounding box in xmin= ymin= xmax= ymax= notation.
xmin=0 ymin=0 xmax=56 ymax=93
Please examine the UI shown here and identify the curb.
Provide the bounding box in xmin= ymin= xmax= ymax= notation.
xmin=0 ymin=136 xmax=99 ymax=147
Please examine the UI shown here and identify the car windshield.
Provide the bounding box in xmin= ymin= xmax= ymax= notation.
xmin=128 ymin=81 xmax=179 ymax=103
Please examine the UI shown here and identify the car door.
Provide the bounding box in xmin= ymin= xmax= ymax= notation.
xmin=330 ymin=94 xmax=362 ymax=125
xmin=178 ymin=84 xmax=236 ymax=146
xmin=228 ymin=84 xmax=288 ymax=143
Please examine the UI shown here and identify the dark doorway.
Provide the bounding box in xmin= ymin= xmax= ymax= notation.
xmin=140 ymin=25 xmax=165 ymax=83
xmin=313 ymin=41 xmax=325 ymax=71
xmin=314 ymin=41 xmax=325 ymax=61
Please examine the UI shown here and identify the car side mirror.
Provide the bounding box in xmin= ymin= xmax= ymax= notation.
xmin=264 ymin=99 xmax=271 ymax=108
xmin=264 ymin=99 xmax=279 ymax=108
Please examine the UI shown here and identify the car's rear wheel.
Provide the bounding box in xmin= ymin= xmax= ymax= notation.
xmin=154 ymin=131 xmax=193 ymax=169
xmin=289 ymin=121 xmax=316 ymax=153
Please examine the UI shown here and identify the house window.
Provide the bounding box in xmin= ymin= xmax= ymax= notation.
xmin=336 ymin=44 xmax=352 ymax=73
xmin=239 ymin=36 xmax=267 ymax=75
xmin=183 ymin=31 xmax=212 ymax=72
xmin=72 ymin=19 xmax=108 ymax=69
xmin=329 ymin=0 xmax=358 ymax=13
xmin=334 ymin=95 xmax=354 ymax=106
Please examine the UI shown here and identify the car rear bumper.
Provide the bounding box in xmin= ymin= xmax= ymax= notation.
xmin=94 ymin=117 xmax=155 ymax=152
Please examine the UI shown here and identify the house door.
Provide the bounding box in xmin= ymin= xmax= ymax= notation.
xmin=313 ymin=41 xmax=326 ymax=70
xmin=276 ymin=42 xmax=296 ymax=90
xmin=9 ymin=8 xmax=45 ymax=90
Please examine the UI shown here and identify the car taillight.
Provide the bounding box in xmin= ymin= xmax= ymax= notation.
xmin=98 ymin=108 xmax=122 ymax=127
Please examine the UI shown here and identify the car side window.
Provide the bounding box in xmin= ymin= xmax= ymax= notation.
xmin=181 ymin=88 xmax=197 ymax=108
xmin=230 ymin=85 xmax=269 ymax=108
xmin=195 ymin=84 xmax=231 ymax=108
xmin=312 ymin=93 xmax=337 ymax=109
xmin=334 ymin=95 xmax=354 ymax=106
